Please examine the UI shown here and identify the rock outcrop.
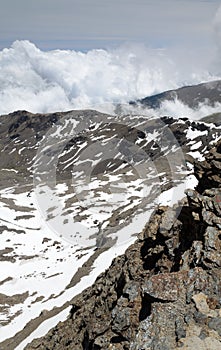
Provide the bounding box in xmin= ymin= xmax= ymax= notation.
xmin=25 ymin=140 xmax=221 ymax=349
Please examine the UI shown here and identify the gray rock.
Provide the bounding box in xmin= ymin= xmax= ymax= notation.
xmin=208 ymin=317 xmax=221 ymax=336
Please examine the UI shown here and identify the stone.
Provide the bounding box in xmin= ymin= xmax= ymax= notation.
xmin=142 ymin=272 xmax=182 ymax=302
xmin=204 ymin=226 xmax=221 ymax=267
xmin=208 ymin=317 xmax=221 ymax=336
xmin=192 ymin=293 xmax=210 ymax=314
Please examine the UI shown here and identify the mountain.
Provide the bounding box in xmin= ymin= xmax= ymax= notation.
xmin=133 ymin=80 xmax=221 ymax=109
xmin=201 ymin=112 xmax=221 ymax=126
xmin=24 ymin=137 xmax=221 ymax=350
xmin=0 ymin=109 xmax=221 ymax=349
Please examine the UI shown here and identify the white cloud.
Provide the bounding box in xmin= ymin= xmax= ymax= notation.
xmin=0 ymin=40 xmax=220 ymax=116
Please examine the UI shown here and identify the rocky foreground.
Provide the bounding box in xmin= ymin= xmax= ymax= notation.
xmin=25 ymin=139 xmax=221 ymax=349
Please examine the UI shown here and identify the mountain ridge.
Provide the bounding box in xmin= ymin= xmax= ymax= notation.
xmin=133 ymin=79 xmax=221 ymax=109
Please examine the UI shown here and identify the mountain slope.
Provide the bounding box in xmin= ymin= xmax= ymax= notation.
xmin=135 ymin=80 xmax=221 ymax=109
xmin=24 ymin=139 xmax=221 ymax=350
xmin=0 ymin=110 xmax=221 ymax=349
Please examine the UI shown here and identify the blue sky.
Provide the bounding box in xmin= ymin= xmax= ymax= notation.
xmin=0 ymin=0 xmax=220 ymax=50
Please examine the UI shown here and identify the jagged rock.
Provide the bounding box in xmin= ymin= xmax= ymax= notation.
xmin=142 ymin=272 xmax=182 ymax=302
xmin=195 ymin=139 xmax=221 ymax=192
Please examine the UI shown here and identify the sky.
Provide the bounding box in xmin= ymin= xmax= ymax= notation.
xmin=0 ymin=0 xmax=220 ymax=51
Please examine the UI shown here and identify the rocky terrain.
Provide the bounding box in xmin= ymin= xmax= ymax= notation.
xmin=0 ymin=109 xmax=221 ymax=349
xmin=24 ymin=138 xmax=221 ymax=349
xmin=134 ymin=79 xmax=221 ymax=109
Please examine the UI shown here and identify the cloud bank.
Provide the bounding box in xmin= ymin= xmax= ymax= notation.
xmin=0 ymin=40 xmax=221 ymax=119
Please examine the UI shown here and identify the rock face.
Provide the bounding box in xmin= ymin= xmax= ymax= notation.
xmin=25 ymin=140 xmax=221 ymax=349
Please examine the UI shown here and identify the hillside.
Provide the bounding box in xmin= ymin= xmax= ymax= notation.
xmin=0 ymin=110 xmax=220 ymax=349
xmin=24 ymin=139 xmax=221 ymax=349
xmin=135 ymin=80 xmax=221 ymax=109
